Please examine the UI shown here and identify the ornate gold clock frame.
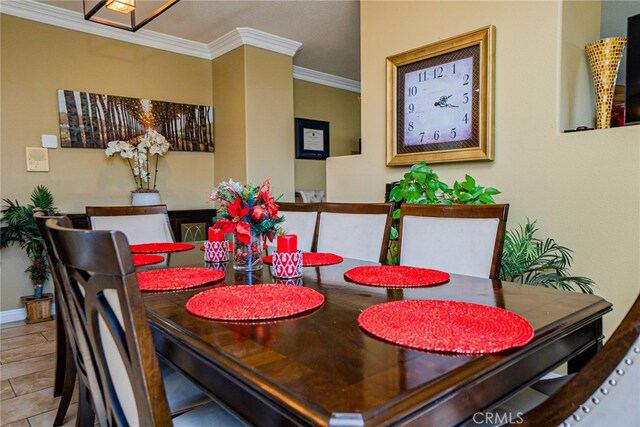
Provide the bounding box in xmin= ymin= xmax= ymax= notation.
xmin=386 ymin=26 xmax=495 ymax=166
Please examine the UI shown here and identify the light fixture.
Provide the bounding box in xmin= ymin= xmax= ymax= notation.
xmin=83 ymin=0 xmax=180 ymax=32
xmin=105 ymin=0 xmax=135 ymax=14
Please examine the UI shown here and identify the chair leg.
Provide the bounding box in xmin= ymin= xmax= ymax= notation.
xmin=53 ymin=348 xmax=77 ymax=427
xmin=75 ymin=379 xmax=96 ymax=427
xmin=53 ymin=311 xmax=67 ymax=397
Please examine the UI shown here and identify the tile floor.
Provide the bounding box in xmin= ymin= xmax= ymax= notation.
xmin=0 ymin=319 xmax=79 ymax=426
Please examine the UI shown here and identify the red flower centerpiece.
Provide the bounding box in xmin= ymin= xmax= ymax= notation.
xmin=210 ymin=179 xmax=283 ymax=271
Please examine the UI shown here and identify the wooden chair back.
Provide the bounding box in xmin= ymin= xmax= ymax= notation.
xmin=398 ymin=204 xmax=509 ymax=279
xmin=35 ymin=212 xmax=107 ymax=425
xmin=522 ymin=293 xmax=640 ymax=426
xmin=314 ymin=202 xmax=393 ymax=263
xmin=46 ymin=218 xmax=172 ymax=426
xmin=85 ymin=205 xmax=175 ymax=244
xmin=273 ymin=202 xmax=320 ymax=252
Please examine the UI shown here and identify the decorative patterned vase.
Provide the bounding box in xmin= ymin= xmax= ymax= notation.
xmin=585 ymin=37 xmax=627 ymax=129
xmin=233 ymin=232 xmax=264 ymax=271
xmin=204 ymin=240 xmax=229 ymax=262
xmin=272 ymin=250 xmax=303 ymax=279
xmin=131 ymin=191 xmax=161 ymax=206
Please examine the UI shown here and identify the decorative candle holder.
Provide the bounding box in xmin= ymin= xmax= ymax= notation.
xmin=585 ymin=37 xmax=627 ymax=129
xmin=204 ymin=240 xmax=229 ymax=262
xmin=272 ymin=250 xmax=303 ymax=279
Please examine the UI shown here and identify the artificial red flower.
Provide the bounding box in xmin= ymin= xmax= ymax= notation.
xmin=258 ymin=179 xmax=279 ymax=218
xmin=213 ymin=198 xmax=252 ymax=244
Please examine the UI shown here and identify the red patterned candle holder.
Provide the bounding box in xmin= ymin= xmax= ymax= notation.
xmin=272 ymin=250 xmax=303 ymax=279
xmin=204 ymin=240 xmax=229 ymax=262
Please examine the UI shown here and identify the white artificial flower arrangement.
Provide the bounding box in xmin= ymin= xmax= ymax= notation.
xmin=105 ymin=130 xmax=171 ymax=193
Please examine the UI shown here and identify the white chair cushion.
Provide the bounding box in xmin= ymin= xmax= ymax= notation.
xmin=267 ymin=210 xmax=318 ymax=252
xmin=400 ymin=216 xmax=499 ymax=278
xmin=89 ymin=214 xmax=173 ymax=244
xmin=316 ymin=212 xmax=388 ymax=262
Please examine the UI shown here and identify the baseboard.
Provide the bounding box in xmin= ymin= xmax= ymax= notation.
xmin=0 ymin=303 xmax=57 ymax=324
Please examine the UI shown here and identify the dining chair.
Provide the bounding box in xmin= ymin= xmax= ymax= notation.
xmin=35 ymin=211 xmax=105 ymax=427
xmin=267 ymin=202 xmax=320 ymax=253
xmin=314 ymin=202 xmax=393 ymax=263
xmin=504 ymin=293 xmax=640 ymax=426
xmin=398 ymin=204 xmax=509 ymax=279
xmin=45 ymin=217 xmax=246 ymax=426
xmin=85 ymin=205 xmax=175 ymax=244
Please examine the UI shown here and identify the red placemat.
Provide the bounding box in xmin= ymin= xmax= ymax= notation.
xmin=136 ymin=268 xmax=225 ymax=292
xmin=132 ymin=254 xmax=164 ymax=268
xmin=130 ymin=242 xmax=195 ymax=254
xmin=344 ymin=266 xmax=449 ymax=287
xmin=358 ymin=300 xmax=534 ymax=354
xmin=263 ymin=252 xmax=343 ymax=267
xmin=186 ymin=284 xmax=324 ymax=321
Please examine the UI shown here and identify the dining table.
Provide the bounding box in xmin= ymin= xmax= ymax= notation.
xmin=142 ymin=246 xmax=611 ymax=426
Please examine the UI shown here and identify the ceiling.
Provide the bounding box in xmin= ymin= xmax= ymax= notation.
xmin=34 ymin=0 xmax=361 ymax=82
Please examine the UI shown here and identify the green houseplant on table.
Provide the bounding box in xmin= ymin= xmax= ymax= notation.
xmin=1 ymin=185 xmax=57 ymax=322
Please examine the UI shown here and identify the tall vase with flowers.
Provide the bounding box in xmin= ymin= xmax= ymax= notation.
xmin=105 ymin=130 xmax=171 ymax=205
xmin=210 ymin=179 xmax=283 ymax=271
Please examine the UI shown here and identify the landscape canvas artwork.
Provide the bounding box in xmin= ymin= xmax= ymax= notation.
xmin=57 ymin=90 xmax=214 ymax=152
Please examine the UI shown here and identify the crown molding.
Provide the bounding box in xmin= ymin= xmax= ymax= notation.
xmin=1 ymin=0 xmax=360 ymax=91
xmin=0 ymin=0 xmax=211 ymax=58
xmin=293 ymin=66 xmax=360 ymax=93
xmin=208 ymin=27 xmax=302 ymax=59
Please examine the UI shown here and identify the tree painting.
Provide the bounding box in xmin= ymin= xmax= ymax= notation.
xmin=57 ymin=90 xmax=214 ymax=152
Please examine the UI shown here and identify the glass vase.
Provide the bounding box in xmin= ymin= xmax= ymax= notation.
xmin=233 ymin=232 xmax=264 ymax=271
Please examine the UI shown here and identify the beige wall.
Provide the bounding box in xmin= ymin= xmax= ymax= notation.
xmin=245 ymin=46 xmax=295 ymax=201
xmin=1 ymin=16 xmax=214 ymax=309
xmin=327 ymin=1 xmax=640 ymax=338
xmin=294 ymin=80 xmax=361 ymax=192
xmin=213 ymin=47 xmax=247 ymax=185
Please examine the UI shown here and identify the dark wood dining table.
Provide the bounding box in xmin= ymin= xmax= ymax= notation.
xmin=142 ymin=247 xmax=611 ymax=426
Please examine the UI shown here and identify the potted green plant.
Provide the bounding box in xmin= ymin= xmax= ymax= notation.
xmin=387 ymin=162 xmax=500 ymax=264
xmin=1 ymin=186 xmax=57 ymax=322
xmin=500 ymin=219 xmax=596 ymax=293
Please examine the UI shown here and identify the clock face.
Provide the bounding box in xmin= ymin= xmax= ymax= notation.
xmin=403 ymin=56 xmax=473 ymax=146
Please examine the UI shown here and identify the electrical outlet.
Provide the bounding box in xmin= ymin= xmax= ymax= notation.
xmin=26 ymin=147 xmax=49 ymax=172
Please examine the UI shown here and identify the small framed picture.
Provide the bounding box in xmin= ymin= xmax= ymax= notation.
xmin=295 ymin=118 xmax=330 ymax=160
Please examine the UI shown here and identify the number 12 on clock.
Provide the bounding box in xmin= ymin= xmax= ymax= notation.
xmin=404 ymin=56 xmax=473 ymax=146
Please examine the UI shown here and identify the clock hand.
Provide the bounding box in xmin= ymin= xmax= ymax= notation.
xmin=434 ymin=95 xmax=459 ymax=108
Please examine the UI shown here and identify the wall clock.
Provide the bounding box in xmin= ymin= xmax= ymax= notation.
xmin=386 ymin=26 xmax=495 ymax=166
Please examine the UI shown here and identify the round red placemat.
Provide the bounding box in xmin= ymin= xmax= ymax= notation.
xmin=358 ymin=300 xmax=534 ymax=354
xmin=132 ymin=254 xmax=164 ymax=268
xmin=344 ymin=266 xmax=449 ymax=287
xmin=263 ymin=252 xmax=343 ymax=267
xmin=130 ymin=242 xmax=195 ymax=254
xmin=186 ymin=284 xmax=324 ymax=321
xmin=136 ymin=268 xmax=225 ymax=292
